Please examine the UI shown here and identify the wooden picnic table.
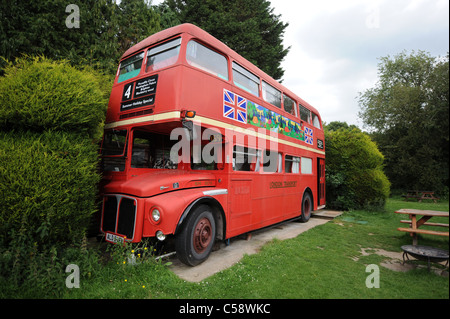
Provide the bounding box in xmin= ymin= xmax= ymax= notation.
xmin=395 ymin=209 xmax=449 ymax=245
xmin=401 ymin=190 xmax=440 ymax=203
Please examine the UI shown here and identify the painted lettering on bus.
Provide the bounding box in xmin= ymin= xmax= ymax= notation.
xmin=270 ymin=181 xmax=297 ymax=189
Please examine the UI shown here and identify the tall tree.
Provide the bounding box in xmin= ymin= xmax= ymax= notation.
xmin=0 ymin=0 xmax=161 ymax=74
xmin=117 ymin=0 xmax=161 ymax=55
xmin=165 ymin=0 xmax=290 ymax=81
xmin=358 ymin=51 xmax=449 ymax=192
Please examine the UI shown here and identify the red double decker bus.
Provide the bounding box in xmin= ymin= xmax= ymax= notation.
xmin=100 ymin=24 xmax=325 ymax=266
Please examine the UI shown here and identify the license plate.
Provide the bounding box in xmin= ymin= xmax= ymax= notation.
xmin=105 ymin=232 xmax=125 ymax=244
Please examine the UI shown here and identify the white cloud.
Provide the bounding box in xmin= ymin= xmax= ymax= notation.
xmin=270 ymin=0 xmax=449 ymax=126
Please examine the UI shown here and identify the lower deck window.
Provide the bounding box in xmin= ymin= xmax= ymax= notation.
xmin=233 ymin=146 xmax=260 ymax=172
xmin=285 ymin=155 xmax=300 ymax=173
xmin=191 ymin=130 xmax=225 ymax=171
xmin=301 ymin=157 xmax=313 ymax=174
xmin=131 ymin=130 xmax=178 ymax=169
xmin=263 ymin=150 xmax=281 ymax=173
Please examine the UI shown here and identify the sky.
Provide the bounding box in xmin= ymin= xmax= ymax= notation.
xmin=152 ymin=0 xmax=449 ymax=127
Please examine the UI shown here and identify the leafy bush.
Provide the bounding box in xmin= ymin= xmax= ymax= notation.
xmin=0 ymin=56 xmax=108 ymax=296
xmin=325 ymin=126 xmax=390 ymax=210
xmin=0 ymin=56 xmax=108 ymax=138
xmin=0 ymin=130 xmax=101 ymax=246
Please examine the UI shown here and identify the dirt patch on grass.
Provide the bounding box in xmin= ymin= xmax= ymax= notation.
xmin=353 ymin=246 xmax=448 ymax=277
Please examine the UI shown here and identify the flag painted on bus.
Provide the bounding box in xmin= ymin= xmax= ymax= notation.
xmin=223 ymin=89 xmax=247 ymax=123
xmin=305 ymin=127 xmax=314 ymax=145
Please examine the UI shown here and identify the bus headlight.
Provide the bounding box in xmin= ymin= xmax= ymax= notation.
xmin=151 ymin=208 xmax=161 ymax=222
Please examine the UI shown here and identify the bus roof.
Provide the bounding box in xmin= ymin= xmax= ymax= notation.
xmin=121 ymin=23 xmax=321 ymax=118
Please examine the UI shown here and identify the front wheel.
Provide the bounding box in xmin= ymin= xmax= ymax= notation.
xmin=299 ymin=192 xmax=312 ymax=223
xmin=175 ymin=205 xmax=216 ymax=266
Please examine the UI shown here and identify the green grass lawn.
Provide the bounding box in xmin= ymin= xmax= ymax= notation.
xmin=62 ymin=197 xmax=449 ymax=299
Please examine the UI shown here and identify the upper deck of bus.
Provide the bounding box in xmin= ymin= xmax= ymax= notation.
xmin=106 ymin=23 xmax=324 ymax=153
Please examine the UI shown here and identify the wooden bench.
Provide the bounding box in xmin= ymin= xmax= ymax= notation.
xmin=397 ymin=227 xmax=449 ymax=237
xmin=401 ymin=190 xmax=440 ymax=203
xmin=401 ymin=190 xmax=421 ymax=200
xmin=395 ymin=209 xmax=449 ymax=245
xmin=400 ymin=220 xmax=449 ymax=228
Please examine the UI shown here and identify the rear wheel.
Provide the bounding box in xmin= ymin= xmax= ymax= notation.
xmin=299 ymin=192 xmax=312 ymax=223
xmin=175 ymin=205 xmax=216 ymax=266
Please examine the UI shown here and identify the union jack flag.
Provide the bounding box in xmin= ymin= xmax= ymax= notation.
xmin=305 ymin=127 xmax=314 ymax=145
xmin=223 ymin=89 xmax=247 ymax=123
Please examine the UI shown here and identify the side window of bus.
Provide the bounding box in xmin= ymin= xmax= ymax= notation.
xmin=299 ymin=104 xmax=311 ymax=123
xmin=146 ymin=37 xmax=181 ymax=72
xmin=285 ymin=155 xmax=300 ymax=173
xmin=191 ymin=130 xmax=225 ymax=171
xmin=312 ymin=112 xmax=321 ymax=129
xmin=233 ymin=146 xmax=260 ymax=172
xmin=262 ymin=81 xmax=281 ymax=108
xmin=283 ymin=94 xmax=297 ymax=116
xmin=118 ymin=52 xmax=144 ymax=83
xmin=301 ymin=157 xmax=313 ymax=174
xmin=232 ymin=62 xmax=259 ymax=96
xmin=263 ymin=150 xmax=282 ymax=173
xmin=186 ymin=40 xmax=229 ymax=80
xmin=131 ymin=130 xmax=178 ymax=169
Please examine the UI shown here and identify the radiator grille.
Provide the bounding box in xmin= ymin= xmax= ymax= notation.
xmin=102 ymin=195 xmax=137 ymax=240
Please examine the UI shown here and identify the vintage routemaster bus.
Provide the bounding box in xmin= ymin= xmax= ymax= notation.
xmin=100 ymin=23 xmax=325 ymax=266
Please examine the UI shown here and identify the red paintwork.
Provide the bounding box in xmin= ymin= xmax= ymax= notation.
xmin=100 ymin=23 xmax=325 ymax=243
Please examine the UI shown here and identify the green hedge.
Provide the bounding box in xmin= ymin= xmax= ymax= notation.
xmin=325 ymin=128 xmax=391 ymax=210
xmin=0 ymin=56 xmax=108 ymax=294
xmin=0 ymin=56 xmax=107 ymax=138
xmin=0 ymin=130 xmax=101 ymax=246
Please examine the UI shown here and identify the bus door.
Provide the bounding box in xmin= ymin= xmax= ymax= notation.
xmin=227 ymin=146 xmax=258 ymax=234
xmin=317 ymin=158 xmax=326 ymax=207
xmin=228 ymin=178 xmax=253 ymax=234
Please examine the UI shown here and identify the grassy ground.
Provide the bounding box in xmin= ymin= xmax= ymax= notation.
xmin=62 ymin=197 xmax=449 ymax=299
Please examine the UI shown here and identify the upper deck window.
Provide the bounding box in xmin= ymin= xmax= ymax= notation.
xmin=262 ymin=81 xmax=281 ymax=108
xmin=312 ymin=112 xmax=321 ymax=129
xmin=118 ymin=52 xmax=144 ymax=83
xmin=299 ymin=104 xmax=311 ymax=123
xmin=283 ymin=94 xmax=297 ymax=116
xmin=232 ymin=62 xmax=259 ymax=96
xmin=186 ymin=40 xmax=228 ymax=80
xmin=146 ymin=37 xmax=181 ymax=73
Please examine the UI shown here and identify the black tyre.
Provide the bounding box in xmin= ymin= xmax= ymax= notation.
xmin=175 ymin=205 xmax=216 ymax=266
xmin=299 ymin=192 xmax=312 ymax=223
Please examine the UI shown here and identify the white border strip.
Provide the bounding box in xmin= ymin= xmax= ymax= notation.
xmin=104 ymin=111 xmax=181 ymax=129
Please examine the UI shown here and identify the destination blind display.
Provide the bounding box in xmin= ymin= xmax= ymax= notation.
xmin=121 ymin=75 xmax=158 ymax=111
